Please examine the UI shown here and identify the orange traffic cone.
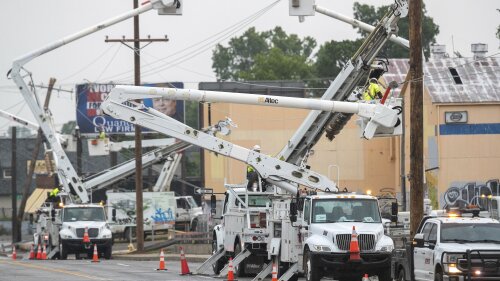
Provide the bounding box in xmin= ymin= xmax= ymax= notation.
xmin=349 ymin=226 xmax=361 ymax=262
xmin=36 ymin=244 xmax=42 ymax=260
xmin=91 ymin=244 xmax=100 ymax=263
xmin=226 ymin=257 xmax=237 ymax=281
xmin=179 ymin=246 xmax=191 ymax=275
xmin=271 ymin=263 xmax=278 ymax=281
xmin=156 ymin=249 xmax=167 ymax=271
xmin=41 ymin=244 xmax=47 ymax=260
xmin=83 ymin=227 xmax=90 ymax=244
xmin=29 ymin=244 xmax=35 ymax=260
xmin=11 ymin=244 xmax=16 ymax=260
xmin=362 ymin=273 xmax=369 ymax=281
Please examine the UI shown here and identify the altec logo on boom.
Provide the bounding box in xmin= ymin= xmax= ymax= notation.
xmin=257 ymin=97 xmax=279 ymax=104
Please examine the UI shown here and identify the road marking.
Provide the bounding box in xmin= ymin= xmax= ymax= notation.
xmin=198 ymin=276 xmax=215 ymax=279
xmin=116 ymin=263 xmax=130 ymax=267
xmin=0 ymin=260 xmax=112 ymax=280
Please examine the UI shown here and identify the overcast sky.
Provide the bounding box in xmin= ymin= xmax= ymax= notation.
xmin=0 ymin=0 xmax=498 ymax=131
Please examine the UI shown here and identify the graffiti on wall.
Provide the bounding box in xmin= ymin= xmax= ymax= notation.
xmin=442 ymin=179 xmax=499 ymax=210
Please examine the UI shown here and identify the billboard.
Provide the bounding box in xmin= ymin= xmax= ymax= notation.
xmin=76 ymin=82 xmax=184 ymax=135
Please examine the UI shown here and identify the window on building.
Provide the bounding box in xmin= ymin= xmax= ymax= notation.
xmin=448 ymin=67 xmax=463 ymax=84
xmin=3 ymin=168 xmax=12 ymax=178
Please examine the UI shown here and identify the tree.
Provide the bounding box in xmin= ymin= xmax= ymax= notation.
xmin=353 ymin=2 xmax=439 ymax=60
xmin=212 ymin=27 xmax=316 ymax=81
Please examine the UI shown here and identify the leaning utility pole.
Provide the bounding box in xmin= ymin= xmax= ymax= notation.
xmin=11 ymin=127 xmax=18 ymax=243
xmin=409 ymin=0 xmax=424 ymax=237
xmin=105 ymin=0 xmax=168 ymax=252
xmin=16 ymin=78 xmax=55 ymax=239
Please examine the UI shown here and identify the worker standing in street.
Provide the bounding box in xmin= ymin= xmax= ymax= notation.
xmin=247 ymin=145 xmax=261 ymax=191
xmin=362 ymin=78 xmax=383 ymax=101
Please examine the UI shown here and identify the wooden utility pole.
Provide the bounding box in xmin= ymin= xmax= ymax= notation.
xmin=11 ymin=127 xmax=18 ymax=243
xmin=105 ymin=0 xmax=168 ymax=252
xmin=16 ymin=78 xmax=56 ymax=238
xmin=409 ymin=0 xmax=424 ymax=236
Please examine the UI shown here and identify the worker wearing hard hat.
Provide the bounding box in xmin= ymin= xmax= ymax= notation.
xmin=362 ymin=78 xmax=383 ymax=101
xmin=247 ymin=145 xmax=261 ymax=191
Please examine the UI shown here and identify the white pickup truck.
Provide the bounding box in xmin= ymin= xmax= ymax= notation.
xmin=176 ymin=196 xmax=203 ymax=231
xmin=392 ymin=210 xmax=500 ymax=281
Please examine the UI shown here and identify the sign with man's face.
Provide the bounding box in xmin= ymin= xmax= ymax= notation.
xmin=76 ymin=82 xmax=184 ymax=135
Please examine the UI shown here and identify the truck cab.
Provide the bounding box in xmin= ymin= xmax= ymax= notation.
xmin=58 ymin=204 xmax=113 ymax=260
xmin=300 ymin=194 xmax=394 ymax=281
xmin=176 ymin=196 xmax=203 ymax=231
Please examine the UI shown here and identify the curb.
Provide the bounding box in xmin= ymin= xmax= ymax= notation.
xmin=112 ymin=254 xmax=210 ymax=263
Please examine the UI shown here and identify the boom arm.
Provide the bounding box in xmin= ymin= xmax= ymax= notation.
xmin=280 ymin=0 xmax=408 ymax=165
xmin=9 ymin=0 xmax=179 ymax=203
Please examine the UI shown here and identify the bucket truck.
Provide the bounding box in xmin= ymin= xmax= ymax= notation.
xmin=8 ymin=0 xmax=183 ymax=259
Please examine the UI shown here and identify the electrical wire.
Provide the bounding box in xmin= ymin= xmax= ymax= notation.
xmin=59 ymin=44 xmax=118 ymax=82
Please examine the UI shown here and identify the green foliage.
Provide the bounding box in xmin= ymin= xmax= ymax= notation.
xmin=61 ymin=121 xmax=76 ymax=134
xmin=314 ymin=39 xmax=364 ymax=80
xmin=212 ymin=27 xmax=316 ymax=81
xmin=353 ymin=2 xmax=439 ymax=60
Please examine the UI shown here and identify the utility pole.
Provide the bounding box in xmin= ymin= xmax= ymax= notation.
xmin=11 ymin=127 xmax=18 ymax=243
xmin=17 ymin=78 xmax=55 ymax=239
xmin=409 ymin=0 xmax=424 ymax=237
xmin=105 ymin=0 xmax=168 ymax=252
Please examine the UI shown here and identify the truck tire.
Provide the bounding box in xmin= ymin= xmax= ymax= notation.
xmin=397 ymin=267 xmax=405 ymax=281
xmin=190 ymin=219 xmax=198 ymax=232
xmin=212 ymin=233 xmax=225 ymax=274
xmin=377 ymin=270 xmax=392 ymax=281
xmin=304 ymin=249 xmax=321 ymax=281
xmin=104 ymin=246 xmax=112 ymax=260
xmin=59 ymin=241 xmax=68 ymax=260
xmin=435 ymin=272 xmax=443 ymax=281
xmin=233 ymin=240 xmax=246 ymax=277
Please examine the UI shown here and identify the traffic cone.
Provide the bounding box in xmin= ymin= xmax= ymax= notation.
xmin=29 ymin=244 xmax=35 ymax=260
xmin=41 ymin=244 xmax=47 ymax=260
xmin=91 ymin=244 xmax=100 ymax=263
xmin=226 ymin=257 xmax=237 ymax=281
xmin=11 ymin=244 xmax=16 ymax=260
xmin=83 ymin=227 xmax=90 ymax=243
xmin=36 ymin=244 xmax=42 ymax=260
xmin=362 ymin=273 xmax=369 ymax=281
xmin=349 ymin=226 xmax=361 ymax=262
xmin=179 ymin=246 xmax=191 ymax=275
xmin=156 ymin=249 xmax=167 ymax=271
xmin=271 ymin=263 xmax=278 ymax=281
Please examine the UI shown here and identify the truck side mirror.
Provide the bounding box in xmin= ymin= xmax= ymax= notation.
xmin=290 ymin=202 xmax=297 ymax=223
xmin=51 ymin=209 xmax=56 ymax=222
xmin=413 ymin=233 xmax=424 ymax=248
xmin=112 ymin=209 xmax=117 ymax=222
xmin=391 ymin=202 xmax=398 ymax=223
xmin=211 ymin=195 xmax=217 ymax=215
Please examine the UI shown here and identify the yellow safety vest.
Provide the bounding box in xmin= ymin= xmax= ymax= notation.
xmin=49 ymin=188 xmax=59 ymax=197
xmin=363 ymin=82 xmax=381 ymax=101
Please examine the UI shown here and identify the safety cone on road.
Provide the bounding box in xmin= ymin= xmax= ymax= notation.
xmin=29 ymin=244 xmax=35 ymax=260
xmin=349 ymin=226 xmax=361 ymax=262
xmin=226 ymin=257 xmax=237 ymax=281
xmin=179 ymin=246 xmax=191 ymax=275
xmin=91 ymin=244 xmax=100 ymax=263
xmin=156 ymin=249 xmax=167 ymax=271
xmin=362 ymin=273 xmax=369 ymax=281
xmin=41 ymin=244 xmax=47 ymax=260
xmin=83 ymin=227 xmax=90 ymax=243
xmin=11 ymin=244 xmax=16 ymax=260
xmin=271 ymin=263 xmax=278 ymax=281
xmin=36 ymin=244 xmax=42 ymax=260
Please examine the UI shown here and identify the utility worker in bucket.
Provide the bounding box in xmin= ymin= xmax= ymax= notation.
xmin=246 ymin=145 xmax=261 ymax=191
xmin=362 ymin=78 xmax=383 ymax=101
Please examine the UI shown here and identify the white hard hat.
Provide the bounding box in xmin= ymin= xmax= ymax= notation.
xmin=370 ymin=78 xmax=378 ymax=83
xmin=252 ymin=144 xmax=261 ymax=151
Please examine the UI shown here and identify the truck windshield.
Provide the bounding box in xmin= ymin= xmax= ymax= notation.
xmin=237 ymin=195 xmax=270 ymax=207
xmin=186 ymin=197 xmax=199 ymax=208
xmin=441 ymin=223 xmax=500 ymax=243
xmin=63 ymin=207 xmax=105 ymax=222
xmin=312 ymin=199 xmax=381 ymax=223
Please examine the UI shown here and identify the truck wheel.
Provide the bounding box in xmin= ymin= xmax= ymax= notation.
xmin=190 ymin=219 xmax=198 ymax=232
xmin=59 ymin=241 xmax=68 ymax=260
xmin=377 ymin=270 xmax=392 ymax=281
xmin=104 ymin=246 xmax=112 ymax=260
xmin=435 ymin=272 xmax=443 ymax=281
xmin=212 ymin=233 xmax=225 ymax=274
xmin=397 ymin=268 xmax=405 ymax=281
xmin=304 ymin=249 xmax=321 ymax=281
xmin=233 ymin=240 xmax=246 ymax=277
